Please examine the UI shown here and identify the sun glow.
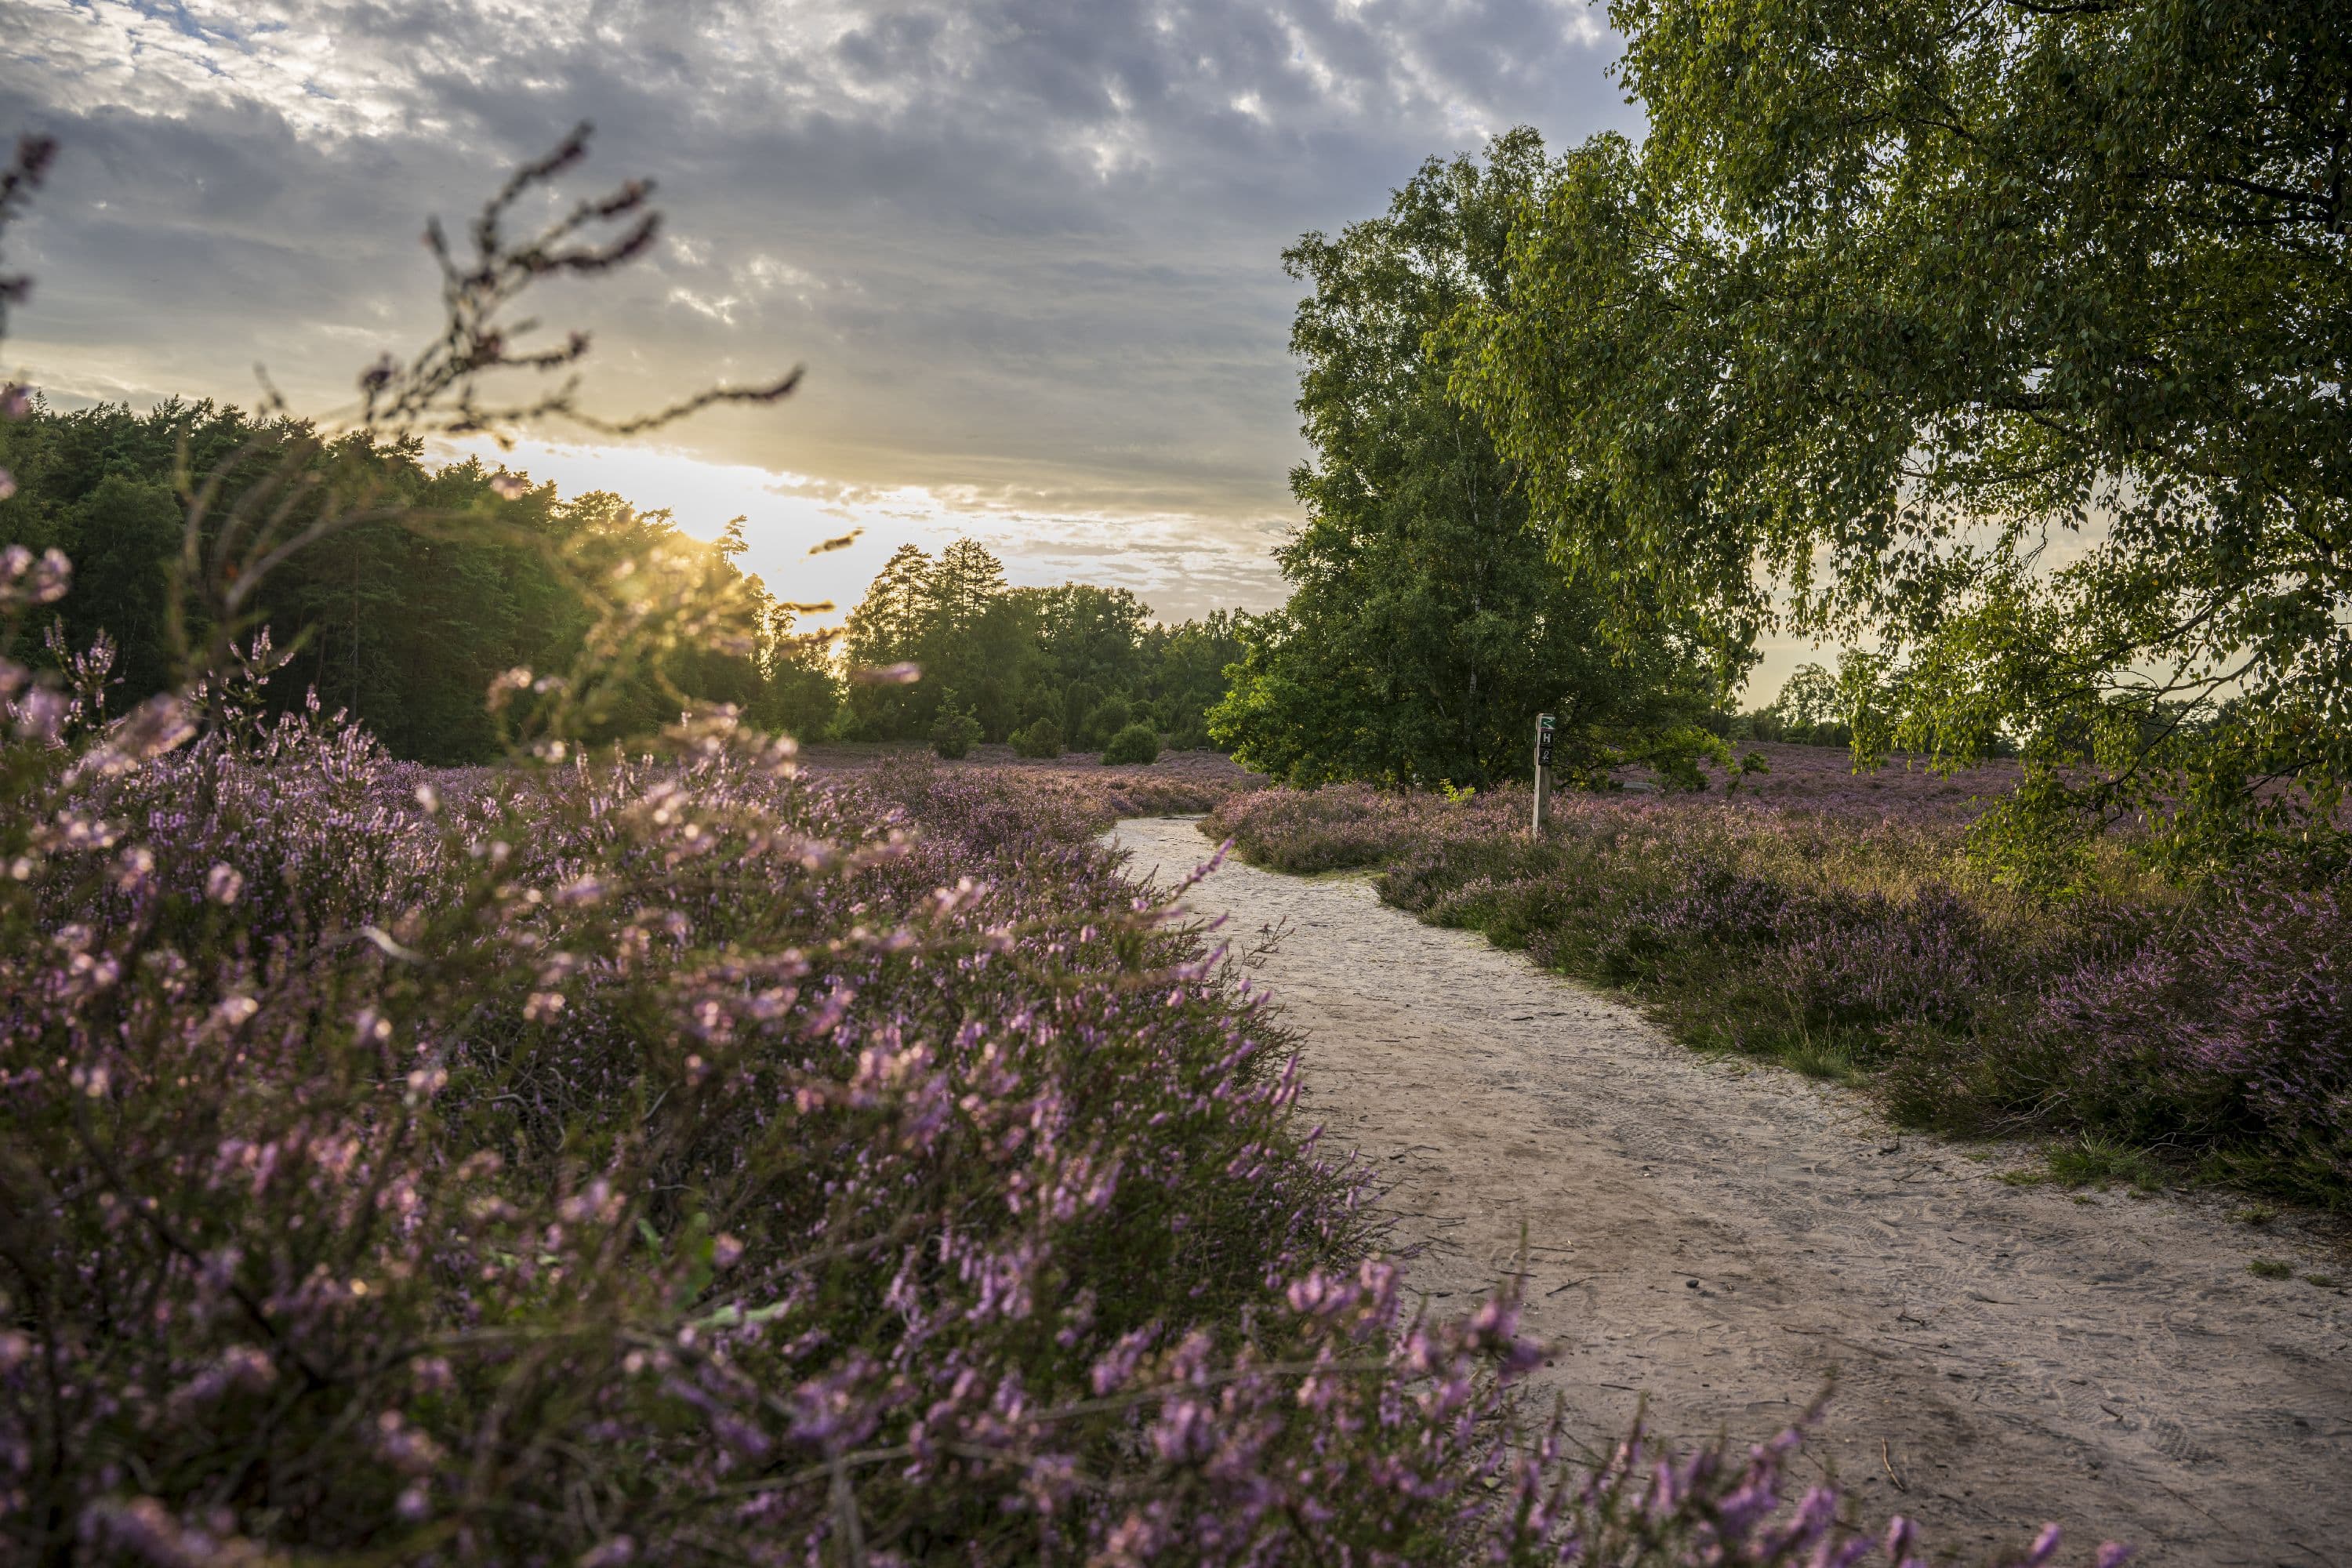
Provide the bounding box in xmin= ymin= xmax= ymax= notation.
xmin=442 ymin=437 xmax=1288 ymax=630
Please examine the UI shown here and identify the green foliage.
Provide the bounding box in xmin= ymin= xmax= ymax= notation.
xmin=2045 ymin=1136 xmax=2169 ymax=1194
xmin=929 ymin=703 xmax=982 ymax=759
xmin=1142 ymin=609 xmax=1250 ymax=748
xmin=1025 ymin=583 xmax=1151 ymax=697
xmin=1714 ymin=662 xmax=1859 ymax=750
xmin=0 ymin=400 xmax=829 ymax=760
xmin=1455 ymin=2 xmax=2352 ymax=873
xmin=1010 ymin=715 xmax=1065 ymax=758
xmin=1087 ymin=693 xmax=1134 ymax=748
xmin=836 ymin=543 xmax=1243 ymax=753
xmin=1101 ymin=720 xmax=1160 ymax=766
xmin=1212 ymin=130 xmax=1722 ymax=791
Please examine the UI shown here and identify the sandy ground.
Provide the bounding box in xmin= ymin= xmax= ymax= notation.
xmin=1109 ymin=817 xmax=2352 ymax=1568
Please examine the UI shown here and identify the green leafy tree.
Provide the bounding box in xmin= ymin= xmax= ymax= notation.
xmin=1457 ymin=2 xmax=2352 ymax=871
xmin=1140 ymin=611 xmax=1249 ymax=749
xmin=1024 ymin=584 xmax=1149 ymax=691
xmin=753 ymin=603 xmax=840 ymax=740
xmin=53 ymin=474 xmax=180 ymax=700
xmin=838 ymin=543 xmax=937 ymax=739
xmin=1215 ymin=129 xmax=1723 ymax=789
xmin=920 ymin=540 xmax=1031 ymax=739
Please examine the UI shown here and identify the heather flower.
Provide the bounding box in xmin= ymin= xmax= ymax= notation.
xmin=0 ymin=542 xmax=69 ymax=606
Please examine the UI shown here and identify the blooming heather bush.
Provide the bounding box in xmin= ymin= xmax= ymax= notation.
xmin=0 ymin=689 xmax=2125 ymax=1564
xmin=1208 ymin=778 xmax=2347 ymax=1207
xmin=2019 ymin=862 xmax=2352 ymax=1197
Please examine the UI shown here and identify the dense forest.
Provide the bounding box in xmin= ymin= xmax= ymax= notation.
xmin=0 ymin=399 xmax=1245 ymax=763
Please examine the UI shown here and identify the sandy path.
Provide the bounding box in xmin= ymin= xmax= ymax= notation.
xmin=1109 ymin=818 xmax=2352 ymax=1568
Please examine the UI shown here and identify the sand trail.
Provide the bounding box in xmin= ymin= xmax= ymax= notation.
xmin=1109 ymin=818 xmax=2351 ymax=1568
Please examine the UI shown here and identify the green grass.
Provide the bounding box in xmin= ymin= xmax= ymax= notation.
xmin=1781 ymin=1038 xmax=1866 ymax=1083
xmin=2045 ymin=1135 xmax=2169 ymax=1192
xmin=2247 ymin=1258 xmax=2294 ymax=1279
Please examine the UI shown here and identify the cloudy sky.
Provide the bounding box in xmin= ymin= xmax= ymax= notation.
xmin=1 ymin=0 xmax=1671 ymax=646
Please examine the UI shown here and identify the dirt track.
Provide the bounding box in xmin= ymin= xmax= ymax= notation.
xmin=1109 ymin=817 xmax=2352 ymax=1568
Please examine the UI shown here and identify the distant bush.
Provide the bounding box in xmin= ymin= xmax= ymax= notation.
xmin=1102 ymin=720 xmax=1160 ymax=765
xmin=929 ymin=705 xmax=982 ymax=758
xmin=1011 ymin=715 xmax=1065 ymax=758
xmin=1087 ymin=694 xmax=1134 ymax=747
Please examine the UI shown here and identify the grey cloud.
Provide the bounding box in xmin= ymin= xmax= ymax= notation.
xmin=2 ymin=0 xmax=1632 ymax=601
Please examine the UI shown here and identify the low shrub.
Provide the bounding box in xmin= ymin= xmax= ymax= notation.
xmin=1996 ymin=860 xmax=2352 ymax=1200
xmin=1086 ymin=695 xmax=1133 ymax=747
xmin=928 ymin=705 xmax=982 ymax=758
xmin=1102 ymin=721 xmax=1161 ymax=766
xmin=1010 ymin=716 xmax=1065 ymax=758
xmin=0 ymin=700 xmax=1388 ymax=1560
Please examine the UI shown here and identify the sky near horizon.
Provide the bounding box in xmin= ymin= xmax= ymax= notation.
xmin=1 ymin=0 xmax=1826 ymax=696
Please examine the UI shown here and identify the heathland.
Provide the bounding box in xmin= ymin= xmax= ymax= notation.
xmin=8 ymin=2 xmax=2349 ymax=1561
xmin=2 ymin=129 xmax=2055 ymax=1566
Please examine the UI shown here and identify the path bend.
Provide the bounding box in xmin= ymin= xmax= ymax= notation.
xmin=1109 ymin=817 xmax=2352 ymax=1568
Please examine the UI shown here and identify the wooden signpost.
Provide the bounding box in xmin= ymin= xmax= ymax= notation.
xmin=1532 ymin=713 xmax=1555 ymax=837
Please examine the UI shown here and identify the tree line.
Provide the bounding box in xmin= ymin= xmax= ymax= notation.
xmin=0 ymin=397 xmax=843 ymax=762
xmin=833 ymin=539 xmax=1246 ymax=757
xmin=0 ymin=398 xmax=1247 ymax=764
xmin=0 ymin=389 xmax=1881 ymax=779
